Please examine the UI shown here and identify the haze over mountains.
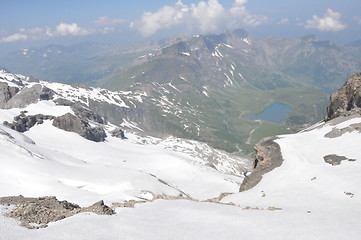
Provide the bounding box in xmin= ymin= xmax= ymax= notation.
xmin=1 ymin=29 xmax=360 ymax=154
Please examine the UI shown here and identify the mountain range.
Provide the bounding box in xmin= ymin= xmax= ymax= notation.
xmin=1 ymin=30 xmax=360 ymax=154
xmin=0 ymin=67 xmax=360 ymax=239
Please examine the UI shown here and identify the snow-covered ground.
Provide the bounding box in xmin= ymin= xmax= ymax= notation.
xmin=1 ymin=197 xmax=360 ymax=240
xmin=0 ymin=103 xmax=244 ymax=206
xmin=1 ymin=68 xmax=360 ymax=239
xmin=2 ymin=110 xmax=360 ymax=239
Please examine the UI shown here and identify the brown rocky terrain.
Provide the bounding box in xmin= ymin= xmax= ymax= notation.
xmin=325 ymin=73 xmax=361 ymax=121
xmin=0 ymin=196 xmax=114 ymax=229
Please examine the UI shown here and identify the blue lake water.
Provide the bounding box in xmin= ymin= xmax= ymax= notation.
xmin=248 ymin=102 xmax=291 ymax=124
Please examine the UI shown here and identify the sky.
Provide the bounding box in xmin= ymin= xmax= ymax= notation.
xmin=1 ymin=0 xmax=361 ymax=54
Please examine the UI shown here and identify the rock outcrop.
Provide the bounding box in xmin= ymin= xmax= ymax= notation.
xmin=325 ymin=73 xmax=361 ymax=121
xmin=110 ymin=127 xmax=126 ymax=139
xmin=0 ymin=83 xmax=55 ymax=109
xmin=71 ymin=102 xmax=105 ymax=124
xmin=3 ymin=112 xmax=54 ymax=132
xmin=239 ymin=137 xmax=283 ymax=192
xmin=0 ymin=82 xmax=19 ymax=107
xmin=0 ymin=196 xmax=114 ymax=229
xmin=52 ymin=113 xmax=106 ymax=142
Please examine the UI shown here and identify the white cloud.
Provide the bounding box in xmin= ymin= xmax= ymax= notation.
xmin=229 ymin=0 xmax=268 ymax=28
xmin=135 ymin=2 xmax=188 ymax=37
xmin=191 ymin=0 xmax=226 ymax=34
xmin=94 ymin=16 xmax=126 ymax=25
xmin=306 ymin=8 xmax=346 ymax=32
xmin=1 ymin=23 xmax=93 ymax=43
xmin=2 ymin=33 xmax=28 ymax=42
xmin=131 ymin=0 xmax=268 ymax=36
xmin=55 ymin=23 xmax=92 ymax=36
xmin=278 ymin=18 xmax=289 ymax=24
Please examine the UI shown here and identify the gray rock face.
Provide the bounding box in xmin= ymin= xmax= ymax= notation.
xmin=71 ymin=103 xmax=105 ymax=124
xmin=0 ymin=82 xmax=19 ymax=108
xmin=87 ymin=99 xmax=147 ymax=129
xmin=39 ymin=86 xmax=55 ymax=100
xmin=0 ymin=82 xmax=55 ymax=109
xmin=325 ymin=73 xmax=361 ymax=121
xmin=52 ymin=113 xmax=106 ymax=142
xmin=239 ymin=137 xmax=283 ymax=192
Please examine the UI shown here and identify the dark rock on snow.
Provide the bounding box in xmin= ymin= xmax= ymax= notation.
xmin=53 ymin=113 xmax=106 ymax=142
xmin=3 ymin=112 xmax=54 ymax=132
xmin=323 ymin=154 xmax=356 ymax=166
xmin=239 ymin=137 xmax=283 ymax=192
xmin=110 ymin=127 xmax=126 ymax=139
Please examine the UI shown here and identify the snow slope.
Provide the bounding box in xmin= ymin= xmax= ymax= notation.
xmin=2 ymin=111 xmax=360 ymax=239
xmin=223 ymin=116 xmax=361 ymax=207
xmin=0 ymin=99 xmax=246 ymax=206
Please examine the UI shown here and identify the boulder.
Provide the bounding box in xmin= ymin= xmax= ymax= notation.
xmin=53 ymin=113 xmax=106 ymax=142
xmin=3 ymin=113 xmax=54 ymax=132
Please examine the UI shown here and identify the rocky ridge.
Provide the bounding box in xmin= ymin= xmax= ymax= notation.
xmin=325 ymin=73 xmax=361 ymax=121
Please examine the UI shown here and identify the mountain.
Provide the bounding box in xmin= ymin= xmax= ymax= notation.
xmin=102 ymin=30 xmax=361 ymax=153
xmin=99 ymin=31 xmax=360 ymax=92
xmin=0 ymin=71 xmax=360 ymax=239
xmin=1 ymin=30 xmax=360 ymax=155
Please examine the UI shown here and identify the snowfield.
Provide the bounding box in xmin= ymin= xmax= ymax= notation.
xmin=1 ymin=68 xmax=360 ymax=239
xmin=2 ymin=111 xmax=360 ymax=239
